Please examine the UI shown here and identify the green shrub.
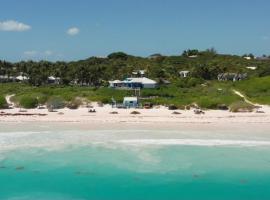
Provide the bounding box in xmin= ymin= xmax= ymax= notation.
xmin=229 ymin=101 xmax=255 ymax=112
xmin=197 ymin=97 xmax=220 ymax=109
xmin=19 ymin=96 xmax=38 ymax=109
xmin=0 ymin=96 xmax=8 ymax=109
xmin=67 ymin=98 xmax=83 ymax=109
xmin=37 ymin=94 xmax=49 ymax=105
xmin=46 ymin=96 xmax=66 ymax=109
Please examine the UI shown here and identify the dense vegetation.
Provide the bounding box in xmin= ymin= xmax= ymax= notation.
xmin=1 ymin=49 xmax=270 ymax=86
xmin=0 ymin=95 xmax=8 ymax=109
xmin=0 ymin=49 xmax=270 ymax=109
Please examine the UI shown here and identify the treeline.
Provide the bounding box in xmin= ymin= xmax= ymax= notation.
xmin=1 ymin=49 xmax=270 ymax=86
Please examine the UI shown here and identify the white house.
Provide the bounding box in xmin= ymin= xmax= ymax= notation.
xmin=179 ymin=71 xmax=190 ymax=78
xmin=16 ymin=75 xmax=29 ymax=82
xmin=132 ymin=70 xmax=146 ymax=77
xmin=243 ymin=56 xmax=252 ymax=60
xmin=123 ymin=97 xmax=138 ymax=108
xmin=109 ymin=77 xmax=157 ymax=89
xmin=48 ymin=76 xmax=61 ymax=84
xmin=246 ymin=66 xmax=257 ymax=70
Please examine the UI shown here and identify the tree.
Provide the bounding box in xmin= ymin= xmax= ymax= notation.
xmin=108 ymin=52 xmax=129 ymax=60
xmin=182 ymin=49 xmax=199 ymax=57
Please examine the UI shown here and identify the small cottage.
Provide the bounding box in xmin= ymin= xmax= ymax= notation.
xmin=217 ymin=73 xmax=247 ymax=82
xmin=179 ymin=71 xmax=190 ymax=78
xmin=48 ymin=76 xmax=61 ymax=84
xmin=123 ymin=97 xmax=138 ymax=108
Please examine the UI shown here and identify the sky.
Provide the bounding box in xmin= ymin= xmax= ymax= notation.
xmin=0 ymin=0 xmax=270 ymax=62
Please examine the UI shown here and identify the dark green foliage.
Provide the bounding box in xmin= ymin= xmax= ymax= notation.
xmin=1 ymin=50 xmax=270 ymax=108
xmin=1 ymin=49 xmax=269 ymax=87
xmin=0 ymin=95 xmax=8 ymax=109
xmin=176 ymin=78 xmax=203 ymax=88
xmin=19 ymin=96 xmax=38 ymax=109
xmin=108 ymin=52 xmax=129 ymax=60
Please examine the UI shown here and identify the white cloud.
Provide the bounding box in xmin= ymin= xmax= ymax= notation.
xmin=0 ymin=20 xmax=31 ymax=32
xmin=67 ymin=27 xmax=80 ymax=36
xmin=23 ymin=51 xmax=38 ymax=56
xmin=44 ymin=50 xmax=53 ymax=56
xmin=23 ymin=50 xmax=56 ymax=60
xmin=262 ymin=36 xmax=269 ymax=40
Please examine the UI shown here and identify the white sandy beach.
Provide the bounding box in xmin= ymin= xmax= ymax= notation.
xmin=1 ymin=103 xmax=270 ymax=125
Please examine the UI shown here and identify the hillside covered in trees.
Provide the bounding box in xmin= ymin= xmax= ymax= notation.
xmin=1 ymin=49 xmax=270 ymax=86
xmin=0 ymin=49 xmax=270 ymax=110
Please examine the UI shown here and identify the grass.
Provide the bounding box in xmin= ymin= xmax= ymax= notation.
xmin=234 ymin=76 xmax=270 ymax=105
xmin=141 ymin=81 xmax=242 ymax=109
xmin=1 ymin=77 xmax=269 ymax=110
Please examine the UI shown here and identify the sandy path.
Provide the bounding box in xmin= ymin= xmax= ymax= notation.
xmin=233 ymin=90 xmax=256 ymax=105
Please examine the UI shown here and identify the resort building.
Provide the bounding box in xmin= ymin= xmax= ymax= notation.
xmin=109 ymin=77 xmax=157 ymax=89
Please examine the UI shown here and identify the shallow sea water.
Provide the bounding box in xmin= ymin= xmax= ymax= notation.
xmin=0 ymin=123 xmax=270 ymax=200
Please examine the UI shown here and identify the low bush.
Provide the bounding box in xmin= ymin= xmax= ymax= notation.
xmin=197 ymin=97 xmax=220 ymax=109
xmin=67 ymin=98 xmax=83 ymax=109
xmin=19 ymin=96 xmax=38 ymax=109
xmin=229 ymin=101 xmax=255 ymax=112
xmin=0 ymin=96 xmax=8 ymax=109
xmin=46 ymin=96 xmax=66 ymax=109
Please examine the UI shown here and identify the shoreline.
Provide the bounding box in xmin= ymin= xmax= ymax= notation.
xmin=0 ymin=104 xmax=270 ymax=124
xmin=1 ymin=105 xmax=270 ymax=138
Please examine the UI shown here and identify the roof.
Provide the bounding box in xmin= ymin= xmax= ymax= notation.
xmin=179 ymin=71 xmax=190 ymax=73
xmin=0 ymin=75 xmax=15 ymax=79
xmin=48 ymin=76 xmax=60 ymax=80
xmin=16 ymin=75 xmax=29 ymax=81
xmin=109 ymin=80 xmax=122 ymax=84
xmin=48 ymin=76 xmax=56 ymax=80
xmin=124 ymin=77 xmax=157 ymax=84
xmin=123 ymin=97 xmax=138 ymax=101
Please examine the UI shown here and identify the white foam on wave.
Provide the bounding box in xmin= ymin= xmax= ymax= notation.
xmin=1 ymin=129 xmax=270 ymax=157
xmin=118 ymin=139 xmax=270 ymax=147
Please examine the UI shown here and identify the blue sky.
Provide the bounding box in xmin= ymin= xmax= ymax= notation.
xmin=0 ymin=0 xmax=270 ymax=62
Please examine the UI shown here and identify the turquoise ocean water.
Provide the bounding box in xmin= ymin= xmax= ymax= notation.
xmin=0 ymin=124 xmax=270 ymax=200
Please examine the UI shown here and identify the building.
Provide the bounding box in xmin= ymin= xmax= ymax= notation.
xmin=109 ymin=77 xmax=157 ymax=89
xmin=217 ymin=73 xmax=248 ymax=82
xmin=246 ymin=66 xmax=257 ymax=70
xmin=0 ymin=75 xmax=15 ymax=83
xmin=188 ymin=55 xmax=198 ymax=58
xmin=123 ymin=97 xmax=138 ymax=108
xmin=132 ymin=70 xmax=146 ymax=77
xmin=16 ymin=75 xmax=29 ymax=82
xmin=179 ymin=71 xmax=190 ymax=78
xmin=48 ymin=76 xmax=61 ymax=84
xmin=243 ymin=56 xmax=252 ymax=60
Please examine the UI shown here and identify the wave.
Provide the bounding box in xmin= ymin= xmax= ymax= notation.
xmin=118 ymin=139 xmax=270 ymax=147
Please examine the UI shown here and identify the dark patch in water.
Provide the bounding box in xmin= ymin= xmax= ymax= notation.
xmin=75 ymin=171 xmax=94 ymax=176
xmin=240 ymin=179 xmax=249 ymax=184
xmin=15 ymin=166 xmax=25 ymax=171
xmin=0 ymin=166 xmax=6 ymax=169
xmin=192 ymin=174 xmax=200 ymax=179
